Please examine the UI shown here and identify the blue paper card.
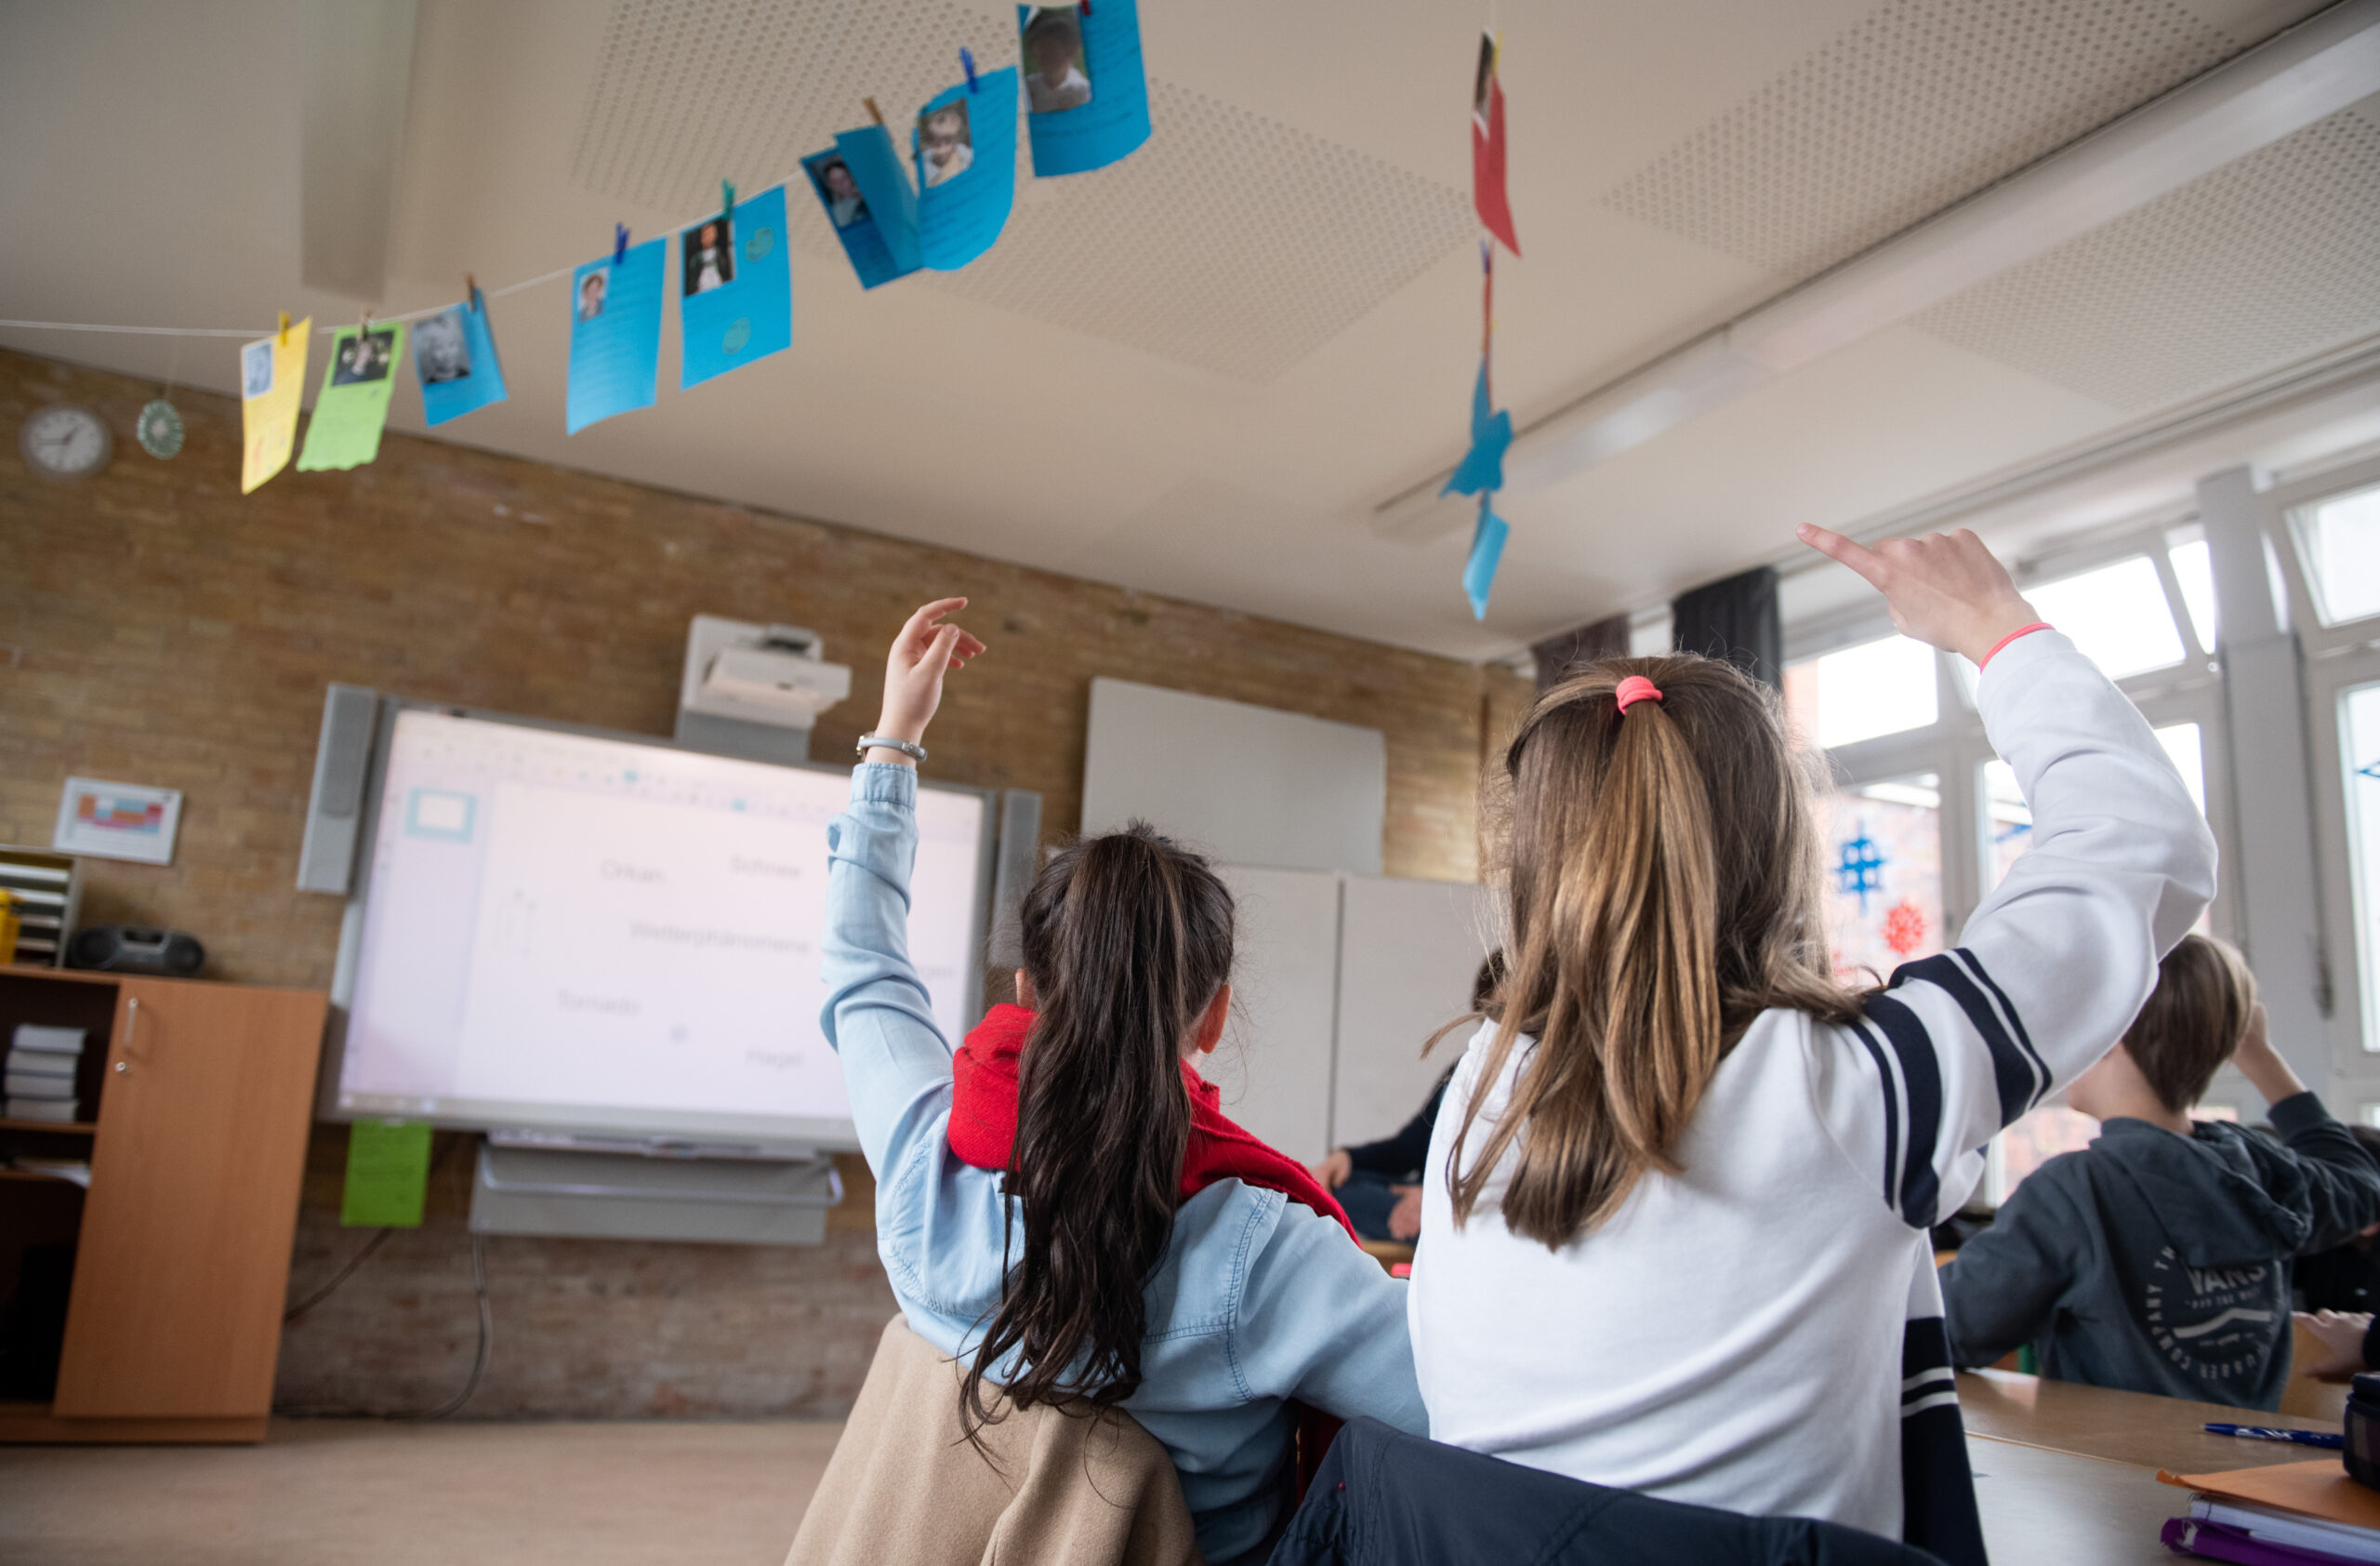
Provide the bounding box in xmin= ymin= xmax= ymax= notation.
xmin=680 ymin=185 xmax=793 ymax=390
xmin=566 ymin=237 xmax=665 ymax=434
xmin=1464 ymin=498 xmax=1509 ymax=620
xmin=915 ymin=67 xmax=1018 ymax=272
xmin=807 ymin=134 xmax=919 ymax=289
xmin=1021 ymin=1 xmax=1151 ymax=177
xmin=1443 ymin=361 xmax=1513 ymax=497
xmin=413 ymin=296 xmax=508 ymax=427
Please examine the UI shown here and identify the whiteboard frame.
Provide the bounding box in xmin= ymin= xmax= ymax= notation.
xmin=317 ymin=694 xmax=995 ymax=1151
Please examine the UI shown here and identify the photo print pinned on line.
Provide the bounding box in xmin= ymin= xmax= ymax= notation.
xmin=679 ymin=183 xmax=792 ymax=390
xmin=299 ymin=320 xmax=406 ymax=472
xmin=567 ymin=234 xmax=665 ymax=433
xmin=806 ymin=126 xmax=921 ymax=289
xmin=414 ymin=290 xmax=510 ymax=428
xmin=1022 ymin=0 xmax=1150 ymax=177
xmin=914 ymin=64 xmax=1018 ymax=271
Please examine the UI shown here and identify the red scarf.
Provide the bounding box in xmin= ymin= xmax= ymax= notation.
xmin=949 ymin=1003 xmax=1356 ymax=1241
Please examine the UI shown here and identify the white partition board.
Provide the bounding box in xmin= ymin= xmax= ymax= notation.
xmin=1199 ymin=865 xmax=1341 ymax=1163
xmin=1331 ymin=877 xmax=1494 ymax=1151
xmin=1082 ymin=678 xmax=1385 ymax=875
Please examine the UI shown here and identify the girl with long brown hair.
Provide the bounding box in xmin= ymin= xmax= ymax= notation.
xmin=1408 ymin=527 xmax=2216 ymax=1563
xmin=820 ymin=600 xmax=1425 ymax=1566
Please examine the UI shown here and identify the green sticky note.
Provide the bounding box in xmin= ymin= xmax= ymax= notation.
xmin=297 ymin=322 xmax=405 ymax=471
xmin=342 ymin=1119 xmax=431 ymax=1228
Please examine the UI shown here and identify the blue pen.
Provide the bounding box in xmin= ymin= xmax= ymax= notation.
xmin=2204 ymin=1422 xmax=2346 ymax=1449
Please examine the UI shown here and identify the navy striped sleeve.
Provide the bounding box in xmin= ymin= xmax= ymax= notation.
xmin=1888 ymin=949 xmax=2046 ymax=1130
xmin=1860 ymin=994 xmax=1945 ymax=1229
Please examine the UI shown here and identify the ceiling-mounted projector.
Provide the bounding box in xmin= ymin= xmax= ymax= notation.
xmin=677 ymin=617 xmax=852 ymax=763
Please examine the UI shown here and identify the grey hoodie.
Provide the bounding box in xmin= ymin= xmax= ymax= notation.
xmin=1940 ymin=1093 xmax=2380 ymax=1410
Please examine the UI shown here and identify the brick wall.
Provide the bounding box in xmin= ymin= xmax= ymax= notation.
xmin=0 ymin=347 xmax=1525 ymax=1416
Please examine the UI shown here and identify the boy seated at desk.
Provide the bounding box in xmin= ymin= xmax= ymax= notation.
xmin=1939 ymin=935 xmax=2380 ymax=1411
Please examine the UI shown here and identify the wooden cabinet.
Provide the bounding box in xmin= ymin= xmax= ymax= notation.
xmin=0 ymin=966 xmax=324 ymax=1442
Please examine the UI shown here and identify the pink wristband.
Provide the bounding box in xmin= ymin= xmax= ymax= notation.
xmin=1978 ymin=621 xmax=2053 ymax=670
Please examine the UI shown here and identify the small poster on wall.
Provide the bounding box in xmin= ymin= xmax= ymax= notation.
xmin=53 ymin=777 xmax=182 ymax=866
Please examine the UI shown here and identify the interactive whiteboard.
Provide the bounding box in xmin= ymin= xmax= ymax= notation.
xmin=330 ymin=708 xmax=990 ymax=1146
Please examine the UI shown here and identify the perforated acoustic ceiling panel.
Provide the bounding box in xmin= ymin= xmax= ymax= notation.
xmin=1604 ymin=0 xmax=2241 ymax=285
xmin=568 ymin=0 xmax=1474 ymax=383
xmin=1909 ymin=107 xmax=2380 ymax=411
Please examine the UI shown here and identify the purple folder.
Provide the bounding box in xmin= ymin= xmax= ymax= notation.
xmin=2163 ymin=1516 xmax=2371 ymax=1565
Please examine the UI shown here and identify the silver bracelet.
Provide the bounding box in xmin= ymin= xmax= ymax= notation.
xmin=854 ymin=734 xmax=927 ymax=763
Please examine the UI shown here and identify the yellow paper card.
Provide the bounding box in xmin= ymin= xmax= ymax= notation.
xmin=240 ymin=317 xmax=310 ymax=493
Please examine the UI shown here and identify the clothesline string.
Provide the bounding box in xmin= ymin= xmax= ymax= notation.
xmin=1 ymin=252 xmax=620 ymax=340
xmin=0 ymin=137 xmax=876 ymax=343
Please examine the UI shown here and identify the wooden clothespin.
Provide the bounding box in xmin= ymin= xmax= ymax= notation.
xmin=865 ymin=97 xmax=884 ymax=126
xmin=466 ymin=273 xmax=482 ymax=312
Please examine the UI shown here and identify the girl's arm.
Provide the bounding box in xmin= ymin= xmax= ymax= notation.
xmin=1798 ymin=527 xmax=2217 ymax=1228
xmin=820 ymin=761 xmax=956 ymax=1174
xmin=1231 ymin=1203 xmax=1429 ymax=1433
xmin=817 ymin=600 xmax=986 ymax=1175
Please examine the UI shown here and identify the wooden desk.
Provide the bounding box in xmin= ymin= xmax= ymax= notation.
xmin=1960 ymin=1369 xmax=2346 ymax=1564
xmin=1968 ymin=1438 xmax=2182 ymax=1566
xmin=1958 ymin=1368 xmax=2322 ymax=1473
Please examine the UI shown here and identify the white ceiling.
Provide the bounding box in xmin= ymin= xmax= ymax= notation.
xmin=3 ymin=0 xmax=2375 ymax=660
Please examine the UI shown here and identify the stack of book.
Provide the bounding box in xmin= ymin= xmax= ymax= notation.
xmin=2162 ymin=1458 xmax=2380 ymax=1563
xmin=5 ymin=1024 xmax=86 ymax=1122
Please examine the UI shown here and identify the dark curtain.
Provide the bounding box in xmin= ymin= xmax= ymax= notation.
xmin=1529 ymin=613 xmax=1631 ymax=691
xmin=1671 ymin=565 xmax=1781 ymax=692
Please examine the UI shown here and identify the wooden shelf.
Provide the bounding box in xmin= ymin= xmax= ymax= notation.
xmin=0 ymin=1118 xmax=95 ymax=1135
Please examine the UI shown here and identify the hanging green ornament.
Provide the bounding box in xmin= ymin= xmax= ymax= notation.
xmin=137 ymin=399 xmax=184 ymax=459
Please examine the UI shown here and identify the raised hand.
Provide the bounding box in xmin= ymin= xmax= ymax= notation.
xmin=869 ymin=598 xmax=986 ymax=764
xmin=1796 ymin=524 xmax=2039 ymax=668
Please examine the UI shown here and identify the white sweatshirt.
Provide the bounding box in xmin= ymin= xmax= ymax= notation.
xmin=1408 ymin=630 xmax=2216 ymax=1539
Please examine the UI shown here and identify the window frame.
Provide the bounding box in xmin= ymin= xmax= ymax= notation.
xmin=2278 ymin=454 xmax=2380 ymax=638
xmin=2312 ymin=648 xmax=2380 ymax=1075
xmin=2247 ymin=452 xmax=2380 ymax=1077
xmin=1792 ymin=527 xmax=2236 ymax=954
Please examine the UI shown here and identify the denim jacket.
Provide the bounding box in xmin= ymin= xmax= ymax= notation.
xmin=821 ymin=763 xmax=1428 ymax=1561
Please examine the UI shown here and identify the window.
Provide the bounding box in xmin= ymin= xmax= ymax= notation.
xmin=2168 ymin=538 xmax=2217 ymax=653
xmin=2294 ymin=484 xmax=2380 ymax=627
xmin=1815 ymin=774 xmax=1942 ymax=986
xmin=1783 ymin=635 xmax=1937 ymax=750
xmin=2023 ymin=556 xmax=2186 ymax=680
xmin=1988 ymin=1087 xmax=2239 ymax=1205
xmin=1990 ymin=1108 xmax=2096 ymax=1203
xmin=2345 ymin=682 xmax=2380 ymax=1054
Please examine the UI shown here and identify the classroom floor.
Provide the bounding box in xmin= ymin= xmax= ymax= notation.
xmin=0 ymin=1418 xmax=840 ymax=1566
xmin=0 ymin=1391 xmax=2276 ymax=1566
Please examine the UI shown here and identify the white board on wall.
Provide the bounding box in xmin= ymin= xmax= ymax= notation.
xmin=1331 ymin=877 xmax=1495 ymax=1152
xmin=1082 ymin=678 xmax=1386 ymax=876
xmin=1199 ymin=865 xmax=1341 ymax=1163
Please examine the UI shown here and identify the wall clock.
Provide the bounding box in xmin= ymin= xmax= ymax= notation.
xmin=19 ymin=405 xmax=113 ymax=482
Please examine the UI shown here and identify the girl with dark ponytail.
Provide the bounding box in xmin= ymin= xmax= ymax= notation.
xmin=821 ymin=601 xmax=1426 ymax=1565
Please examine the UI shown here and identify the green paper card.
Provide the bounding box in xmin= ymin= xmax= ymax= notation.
xmin=342 ymin=1119 xmax=430 ymax=1228
xmin=298 ymin=322 xmax=405 ymax=471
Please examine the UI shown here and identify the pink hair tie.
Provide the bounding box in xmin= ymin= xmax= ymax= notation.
xmin=1614 ymin=675 xmax=1664 ymax=713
